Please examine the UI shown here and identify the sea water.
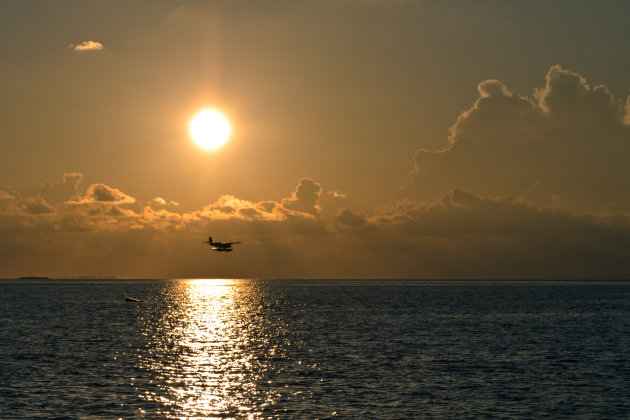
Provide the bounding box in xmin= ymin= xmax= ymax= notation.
xmin=1 ymin=279 xmax=629 ymax=418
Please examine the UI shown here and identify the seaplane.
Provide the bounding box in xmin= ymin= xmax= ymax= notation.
xmin=203 ymin=235 xmax=242 ymax=252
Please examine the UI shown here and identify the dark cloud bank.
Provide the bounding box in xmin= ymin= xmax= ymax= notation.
xmin=2 ymin=66 xmax=630 ymax=278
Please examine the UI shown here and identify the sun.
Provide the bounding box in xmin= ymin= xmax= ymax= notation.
xmin=189 ymin=109 xmax=231 ymax=150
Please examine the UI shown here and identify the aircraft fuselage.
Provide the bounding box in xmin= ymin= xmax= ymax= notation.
xmin=203 ymin=235 xmax=241 ymax=252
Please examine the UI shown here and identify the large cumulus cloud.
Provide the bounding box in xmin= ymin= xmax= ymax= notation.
xmin=328 ymin=65 xmax=630 ymax=278
xmin=405 ymin=65 xmax=630 ymax=214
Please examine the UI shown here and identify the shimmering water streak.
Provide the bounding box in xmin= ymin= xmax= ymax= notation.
xmin=1 ymin=279 xmax=630 ymax=418
xmin=137 ymin=279 xmax=275 ymax=418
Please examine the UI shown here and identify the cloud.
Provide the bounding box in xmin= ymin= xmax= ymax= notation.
xmin=194 ymin=194 xmax=281 ymax=222
xmin=327 ymin=190 xmax=348 ymax=199
xmin=333 ymin=208 xmax=367 ymax=231
xmin=70 ymin=183 xmax=136 ymax=205
xmin=22 ymin=197 xmax=55 ymax=215
xmin=0 ymin=187 xmax=18 ymax=200
xmin=139 ymin=206 xmax=183 ymax=230
xmin=405 ymin=65 xmax=630 ymax=214
xmin=187 ymin=179 xmax=326 ymax=226
xmin=0 ymin=186 xmax=55 ymax=217
xmin=1 ymin=170 xmax=629 ymax=278
xmin=0 ymin=175 xmax=336 ymax=278
xmin=1 ymin=176 xmax=328 ymax=237
xmin=281 ymin=178 xmax=322 ymax=215
xmin=40 ymin=172 xmax=83 ymax=205
xmin=151 ymin=196 xmax=179 ymax=207
xmin=332 ymin=189 xmax=630 ymax=278
xmin=71 ymin=41 xmax=104 ymax=52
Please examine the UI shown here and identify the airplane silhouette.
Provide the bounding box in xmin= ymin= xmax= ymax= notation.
xmin=202 ymin=235 xmax=242 ymax=252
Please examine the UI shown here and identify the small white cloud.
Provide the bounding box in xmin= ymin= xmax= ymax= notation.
xmin=151 ymin=196 xmax=179 ymax=207
xmin=71 ymin=41 xmax=104 ymax=52
xmin=327 ymin=190 xmax=348 ymax=199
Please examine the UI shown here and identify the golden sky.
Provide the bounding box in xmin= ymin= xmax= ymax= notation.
xmin=2 ymin=1 xmax=630 ymax=278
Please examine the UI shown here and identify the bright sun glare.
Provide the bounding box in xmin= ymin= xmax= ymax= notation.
xmin=189 ymin=109 xmax=231 ymax=150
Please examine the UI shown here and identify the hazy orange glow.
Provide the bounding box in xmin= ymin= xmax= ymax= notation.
xmin=3 ymin=2 xmax=630 ymax=279
xmin=189 ymin=110 xmax=231 ymax=150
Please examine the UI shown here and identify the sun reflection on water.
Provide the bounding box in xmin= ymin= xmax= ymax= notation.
xmin=137 ymin=279 xmax=275 ymax=418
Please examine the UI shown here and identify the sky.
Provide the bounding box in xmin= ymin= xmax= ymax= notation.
xmin=2 ymin=0 xmax=630 ymax=279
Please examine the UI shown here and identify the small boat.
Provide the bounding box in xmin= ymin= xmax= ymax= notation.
xmin=125 ymin=296 xmax=140 ymax=302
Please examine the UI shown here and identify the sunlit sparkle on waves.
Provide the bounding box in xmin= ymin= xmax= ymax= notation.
xmin=137 ymin=279 xmax=273 ymax=418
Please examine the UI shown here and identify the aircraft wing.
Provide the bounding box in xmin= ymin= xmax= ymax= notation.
xmin=212 ymin=241 xmax=241 ymax=248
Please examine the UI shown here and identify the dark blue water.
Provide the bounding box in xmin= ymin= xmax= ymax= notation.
xmin=1 ymin=279 xmax=629 ymax=418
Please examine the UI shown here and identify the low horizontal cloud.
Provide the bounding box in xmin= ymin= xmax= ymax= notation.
xmin=0 ymin=186 xmax=54 ymax=217
xmin=0 ymin=187 xmax=18 ymax=200
xmin=2 ymin=175 xmax=328 ymax=235
xmin=2 ymin=171 xmax=630 ymax=277
xmin=22 ymin=197 xmax=55 ymax=215
xmin=151 ymin=197 xmax=179 ymax=207
xmin=0 ymin=174 xmax=335 ymax=277
xmin=333 ymin=189 xmax=630 ymax=278
xmin=139 ymin=206 xmax=183 ymax=230
xmin=195 ymin=194 xmax=281 ymax=222
xmin=70 ymin=41 xmax=104 ymax=52
xmin=70 ymin=183 xmax=136 ymax=205
xmin=333 ymin=208 xmax=367 ymax=231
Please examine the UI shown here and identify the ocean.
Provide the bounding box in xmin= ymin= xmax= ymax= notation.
xmin=1 ymin=279 xmax=629 ymax=418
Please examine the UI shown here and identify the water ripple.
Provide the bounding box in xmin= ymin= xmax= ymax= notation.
xmin=1 ymin=279 xmax=630 ymax=418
